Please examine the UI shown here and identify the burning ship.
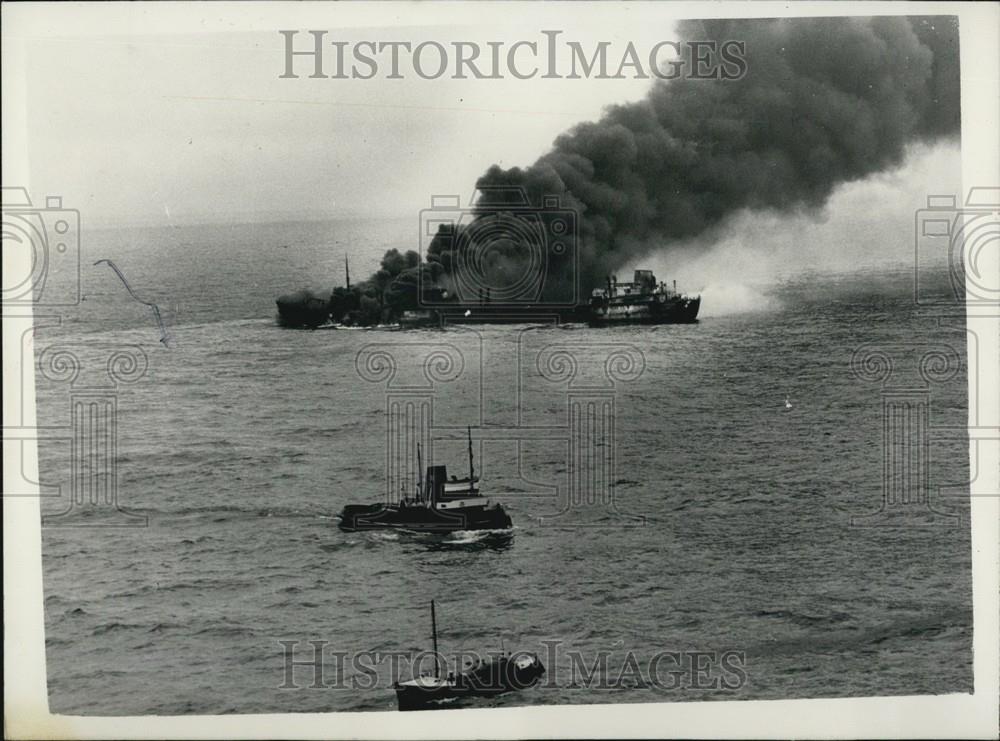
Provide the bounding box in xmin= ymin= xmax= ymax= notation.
xmin=275 ymin=257 xmax=348 ymax=328
xmin=275 ymin=290 xmax=330 ymax=328
xmin=588 ymin=269 xmax=700 ymax=326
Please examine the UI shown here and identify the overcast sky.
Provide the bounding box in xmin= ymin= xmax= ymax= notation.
xmin=5 ymin=1 xmax=962 ymax=281
xmin=13 ymin=12 xmax=683 ymax=226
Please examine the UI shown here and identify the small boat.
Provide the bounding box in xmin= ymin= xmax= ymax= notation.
xmin=337 ymin=428 xmax=512 ymax=533
xmin=393 ymin=600 xmax=545 ymax=711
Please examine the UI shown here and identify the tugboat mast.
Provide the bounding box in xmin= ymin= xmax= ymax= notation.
xmin=467 ymin=426 xmax=474 ymax=487
xmin=416 ymin=443 xmax=423 ymax=502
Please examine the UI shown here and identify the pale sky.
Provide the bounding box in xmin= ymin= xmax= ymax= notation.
xmin=10 ymin=10 xmax=679 ymax=226
xmin=3 ymin=1 xmax=962 ymax=270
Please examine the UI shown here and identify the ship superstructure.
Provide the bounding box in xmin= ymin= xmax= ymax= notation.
xmin=588 ymin=269 xmax=700 ymax=325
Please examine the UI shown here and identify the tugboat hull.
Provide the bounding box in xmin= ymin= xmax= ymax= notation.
xmin=338 ymin=501 xmax=512 ymax=533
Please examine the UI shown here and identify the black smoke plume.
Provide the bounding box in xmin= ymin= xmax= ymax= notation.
xmin=444 ymin=16 xmax=960 ymax=296
xmin=277 ymin=249 xmax=440 ymax=327
xmin=283 ymin=16 xmax=960 ymax=324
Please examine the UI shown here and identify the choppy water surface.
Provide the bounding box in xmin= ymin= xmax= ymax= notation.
xmin=36 ymin=221 xmax=972 ymax=714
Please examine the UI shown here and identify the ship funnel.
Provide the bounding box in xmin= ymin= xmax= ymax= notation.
xmin=425 ymin=465 xmax=447 ymax=505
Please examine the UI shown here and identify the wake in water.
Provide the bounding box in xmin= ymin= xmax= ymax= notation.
xmin=346 ymin=527 xmax=515 ymax=552
xmin=443 ymin=528 xmax=515 ymax=545
xmin=424 ymin=529 xmax=515 ymax=552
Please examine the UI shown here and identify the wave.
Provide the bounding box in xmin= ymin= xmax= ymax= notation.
xmin=753 ymin=608 xmax=854 ymax=628
xmin=749 ymin=604 xmax=971 ymax=658
xmin=132 ymin=503 xmax=325 ymax=520
xmin=193 ymin=625 xmax=257 ymax=638
xmin=364 ymin=531 xmax=399 ymax=542
xmin=319 ymin=540 xmax=360 ymax=552
xmin=148 ymin=622 xmax=184 ymax=633
xmin=92 ymin=621 xmax=146 ymax=636
xmin=445 ymin=528 xmax=514 ymax=544
xmin=107 ymin=578 xmax=259 ymax=599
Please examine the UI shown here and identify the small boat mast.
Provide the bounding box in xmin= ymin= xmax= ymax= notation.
xmin=430 ymin=599 xmax=440 ymax=680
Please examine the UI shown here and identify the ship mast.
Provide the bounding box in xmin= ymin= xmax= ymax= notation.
xmin=430 ymin=599 xmax=439 ymax=679
xmin=345 ymin=255 xmax=351 ymax=291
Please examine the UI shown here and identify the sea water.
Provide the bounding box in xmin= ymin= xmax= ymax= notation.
xmin=34 ymin=219 xmax=972 ymax=714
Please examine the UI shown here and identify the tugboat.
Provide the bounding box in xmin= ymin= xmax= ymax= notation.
xmin=588 ymin=269 xmax=700 ymax=325
xmin=394 ymin=600 xmax=545 ymax=711
xmin=337 ymin=429 xmax=513 ymax=533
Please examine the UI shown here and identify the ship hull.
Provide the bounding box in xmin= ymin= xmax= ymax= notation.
xmin=337 ymin=501 xmax=512 ymax=533
xmin=589 ymin=295 xmax=700 ymax=326
xmin=399 ymin=310 xmax=440 ymax=329
xmin=276 ymin=297 xmax=330 ymax=328
xmin=394 ymin=681 xmax=456 ymax=711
